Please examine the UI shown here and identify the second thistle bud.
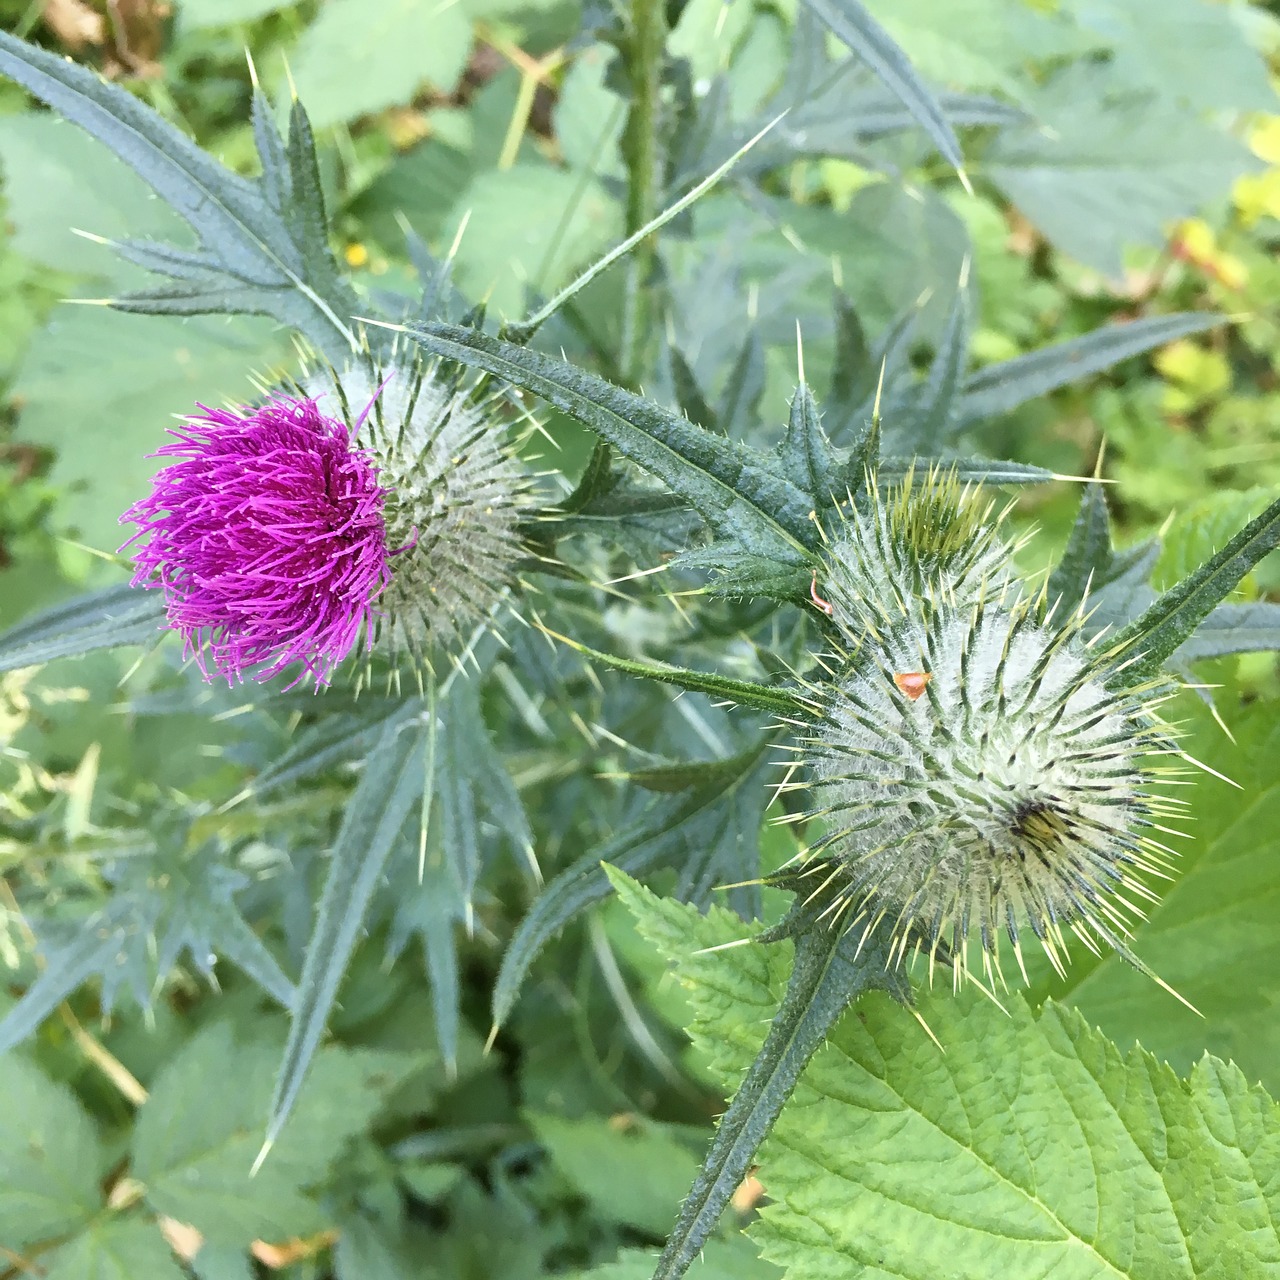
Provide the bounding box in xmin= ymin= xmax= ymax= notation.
xmin=790 ymin=469 xmax=1184 ymax=989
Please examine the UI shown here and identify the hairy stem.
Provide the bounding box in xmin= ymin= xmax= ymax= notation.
xmin=620 ymin=0 xmax=667 ymax=383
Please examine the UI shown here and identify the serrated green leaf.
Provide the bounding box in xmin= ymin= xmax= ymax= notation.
xmin=406 ymin=322 xmax=815 ymax=562
xmin=778 ymin=381 xmax=842 ymax=513
xmin=0 ymin=31 xmax=358 ymax=360
xmin=1155 ymin=488 xmax=1277 ymax=590
xmin=0 ymin=1054 xmax=105 ymax=1250
xmin=956 ymin=313 xmax=1224 ymax=426
xmin=41 ymin=1218 xmax=186 ymax=1280
xmin=491 ymin=742 xmax=775 ymax=1030
xmin=1056 ymin=695 xmax=1280 ymax=1096
xmin=1107 ymin=497 xmax=1280 ymax=679
xmin=627 ymin=877 xmax=1280 ymax=1280
xmin=802 ymin=0 xmax=966 ymax=181
xmin=268 ymin=699 xmax=428 ymax=1147
xmin=0 ymin=584 xmax=165 ymax=674
xmin=134 ymin=1019 xmax=418 ymax=1246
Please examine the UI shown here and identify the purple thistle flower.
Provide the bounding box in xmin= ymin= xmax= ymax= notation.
xmin=121 ymin=395 xmax=393 ymax=688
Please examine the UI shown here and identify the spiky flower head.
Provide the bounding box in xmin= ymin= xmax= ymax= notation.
xmin=121 ymin=356 xmax=533 ymax=687
xmin=301 ymin=355 xmax=534 ymax=668
xmin=121 ymin=395 xmax=393 ymax=687
xmin=820 ymin=465 xmax=1021 ymax=637
xmin=788 ymin=469 xmax=1185 ymax=993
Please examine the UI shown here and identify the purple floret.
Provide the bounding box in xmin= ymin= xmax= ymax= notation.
xmin=121 ymin=395 xmax=392 ymax=687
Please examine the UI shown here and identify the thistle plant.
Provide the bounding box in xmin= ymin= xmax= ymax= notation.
xmin=2 ymin=9 xmax=1280 ymax=1280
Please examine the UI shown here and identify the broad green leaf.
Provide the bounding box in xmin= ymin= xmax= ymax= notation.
xmin=291 ymin=0 xmax=473 ymax=130
xmin=0 ymin=584 xmax=165 ymax=674
xmin=42 ymin=1218 xmax=186 ymax=1280
xmin=491 ymin=742 xmax=775 ymax=1030
xmin=627 ymin=880 xmax=1280 ymax=1279
xmin=268 ymin=698 xmax=427 ymax=1148
xmin=0 ymin=1055 xmax=105 ymax=1250
xmin=1106 ymin=496 xmax=1280 ymax=680
xmin=0 ymin=31 xmax=358 ymax=360
xmin=528 ymin=1112 xmax=700 ymax=1237
xmin=802 ymin=0 xmax=966 ymax=182
xmin=134 ymin=1019 xmax=418 ymax=1245
xmin=956 ymin=313 xmax=1223 ymax=427
xmin=1154 ymin=488 xmax=1277 ymax=590
xmin=1056 ymin=695 xmax=1280 ymax=1096
xmin=406 ymin=322 xmax=815 ymax=562
xmin=988 ymin=63 xmax=1258 ymax=275
xmin=1069 ymin=0 xmax=1277 ymax=113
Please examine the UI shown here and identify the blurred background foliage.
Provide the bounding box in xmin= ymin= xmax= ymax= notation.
xmin=1 ymin=2 xmax=1278 ymax=1278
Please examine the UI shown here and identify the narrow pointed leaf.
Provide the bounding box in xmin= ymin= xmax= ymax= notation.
xmin=609 ymin=869 xmax=907 ymax=1280
xmin=802 ymin=0 xmax=965 ymax=180
xmin=1047 ymin=482 xmax=1114 ymax=613
xmin=491 ymin=744 xmax=774 ymax=1030
xmin=405 ymin=322 xmax=815 ymax=561
xmin=538 ymin=626 xmax=811 ymax=717
xmin=267 ymin=699 xmax=427 ymax=1147
xmin=1174 ymin=602 xmax=1280 ymax=662
xmin=878 ymin=456 xmax=1055 ymax=486
xmin=894 ymin=284 xmax=970 ymax=451
xmin=0 ymin=585 xmax=165 ymax=673
xmin=956 ymin=313 xmax=1223 ymax=426
xmin=778 ymin=381 xmax=841 ymax=512
xmin=0 ymin=32 xmax=358 ymax=361
xmin=716 ymin=328 xmax=766 ymax=439
xmin=1107 ymin=497 xmax=1280 ymax=680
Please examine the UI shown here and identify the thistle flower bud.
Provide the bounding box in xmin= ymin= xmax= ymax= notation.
xmin=121 ymin=356 xmax=533 ymax=687
xmin=790 ymin=473 xmax=1185 ymax=991
xmin=304 ymin=357 xmax=534 ymax=669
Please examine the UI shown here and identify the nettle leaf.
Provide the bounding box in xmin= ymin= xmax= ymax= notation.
xmin=0 ymin=584 xmax=165 ymax=674
xmin=0 ymin=32 xmax=359 ymax=363
xmin=0 ymin=1054 xmax=106 ymax=1251
xmin=626 ymin=877 xmax=1280 ymax=1280
xmin=613 ymin=870 xmax=908 ymax=1280
xmin=41 ymin=1218 xmax=186 ymax=1280
xmin=134 ymin=1019 xmax=419 ymax=1246
xmin=802 ymin=0 xmax=967 ymax=182
xmin=1106 ymin=496 xmax=1280 ymax=680
xmin=0 ymin=838 xmax=294 ymax=1055
xmin=491 ymin=740 xmax=775 ymax=1031
xmin=955 ymin=312 xmax=1224 ymax=428
xmin=1027 ymin=691 xmax=1280 ymax=1082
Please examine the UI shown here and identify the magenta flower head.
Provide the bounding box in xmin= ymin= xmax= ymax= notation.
xmin=121 ymin=394 xmax=394 ymax=688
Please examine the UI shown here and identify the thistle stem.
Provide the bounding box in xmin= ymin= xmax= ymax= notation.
xmin=620 ymin=0 xmax=667 ymax=384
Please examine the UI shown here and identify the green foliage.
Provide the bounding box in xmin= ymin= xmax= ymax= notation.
xmin=617 ymin=876 xmax=1280 ymax=1279
xmin=0 ymin=0 xmax=1278 ymax=1277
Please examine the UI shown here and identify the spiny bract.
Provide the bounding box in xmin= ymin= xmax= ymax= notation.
xmin=301 ymin=353 xmax=536 ymax=672
xmin=785 ymin=468 xmax=1189 ymax=993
